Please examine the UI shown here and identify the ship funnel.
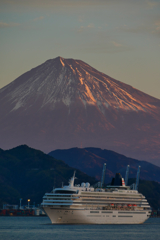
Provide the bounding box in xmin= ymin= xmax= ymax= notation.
xmin=101 ymin=163 xmax=106 ymax=188
xmin=135 ymin=166 xmax=141 ymax=190
xmin=125 ymin=165 xmax=130 ymax=186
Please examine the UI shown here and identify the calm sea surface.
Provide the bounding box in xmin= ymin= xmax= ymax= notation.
xmin=0 ymin=216 xmax=160 ymax=240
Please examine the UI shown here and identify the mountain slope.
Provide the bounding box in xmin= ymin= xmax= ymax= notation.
xmin=49 ymin=147 xmax=160 ymax=183
xmin=0 ymin=57 xmax=160 ymax=165
xmin=0 ymin=145 xmax=96 ymax=208
xmin=0 ymin=145 xmax=160 ymax=210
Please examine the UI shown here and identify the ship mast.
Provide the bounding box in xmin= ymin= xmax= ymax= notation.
xmin=125 ymin=165 xmax=130 ymax=186
xmin=69 ymin=171 xmax=76 ymax=187
xmin=101 ymin=163 xmax=106 ymax=188
xmin=135 ymin=166 xmax=141 ymax=190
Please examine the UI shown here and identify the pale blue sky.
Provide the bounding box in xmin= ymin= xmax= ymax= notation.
xmin=0 ymin=0 xmax=160 ymax=99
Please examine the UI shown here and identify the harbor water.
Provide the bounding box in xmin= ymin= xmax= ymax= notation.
xmin=0 ymin=216 xmax=160 ymax=240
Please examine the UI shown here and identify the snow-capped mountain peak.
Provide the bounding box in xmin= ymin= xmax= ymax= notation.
xmin=1 ymin=56 xmax=158 ymax=114
xmin=0 ymin=57 xmax=160 ymax=165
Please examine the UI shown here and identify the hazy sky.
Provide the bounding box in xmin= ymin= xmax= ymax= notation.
xmin=0 ymin=0 xmax=160 ymax=99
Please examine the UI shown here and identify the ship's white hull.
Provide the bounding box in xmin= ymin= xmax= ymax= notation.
xmin=43 ymin=207 xmax=150 ymax=224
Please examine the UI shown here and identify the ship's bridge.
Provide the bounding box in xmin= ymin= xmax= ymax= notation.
xmin=54 ymin=189 xmax=78 ymax=194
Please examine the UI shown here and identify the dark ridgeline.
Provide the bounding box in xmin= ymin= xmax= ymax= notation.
xmin=0 ymin=145 xmax=96 ymax=209
xmin=0 ymin=145 xmax=160 ymax=210
xmin=0 ymin=57 xmax=160 ymax=166
xmin=49 ymin=147 xmax=160 ymax=183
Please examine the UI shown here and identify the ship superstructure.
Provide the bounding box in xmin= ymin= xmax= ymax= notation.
xmin=41 ymin=166 xmax=151 ymax=224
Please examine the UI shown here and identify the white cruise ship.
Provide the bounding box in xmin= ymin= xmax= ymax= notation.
xmin=41 ymin=166 xmax=151 ymax=224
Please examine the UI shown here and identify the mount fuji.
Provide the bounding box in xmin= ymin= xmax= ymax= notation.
xmin=0 ymin=57 xmax=160 ymax=166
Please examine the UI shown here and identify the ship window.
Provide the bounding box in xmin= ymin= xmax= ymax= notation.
xmin=102 ymin=211 xmax=113 ymax=213
xmin=118 ymin=216 xmax=133 ymax=217
xmin=55 ymin=190 xmax=77 ymax=194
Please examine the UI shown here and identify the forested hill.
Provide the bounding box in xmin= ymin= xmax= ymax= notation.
xmin=49 ymin=147 xmax=160 ymax=183
xmin=0 ymin=145 xmax=160 ymax=210
xmin=0 ymin=145 xmax=96 ymax=208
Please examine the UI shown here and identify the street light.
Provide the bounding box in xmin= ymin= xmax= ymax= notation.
xmin=28 ymin=199 xmax=30 ymax=209
xmin=20 ymin=198 xmax=22 ymax=209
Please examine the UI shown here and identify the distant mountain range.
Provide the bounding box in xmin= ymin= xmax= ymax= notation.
xmin=0 ymin=145 xmax=160 ymax=210
xmin=49 ymin=147 xmax=160 ymax=183
xmin=0 ymin=56 xmax=160 ymax=166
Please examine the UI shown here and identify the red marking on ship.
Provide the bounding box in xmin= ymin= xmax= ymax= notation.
xmin=122 ymin=178 xmax=125 ymax=186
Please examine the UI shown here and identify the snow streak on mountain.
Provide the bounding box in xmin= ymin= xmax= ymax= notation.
xmin=0 ymin=57 xmax=160 ymax=166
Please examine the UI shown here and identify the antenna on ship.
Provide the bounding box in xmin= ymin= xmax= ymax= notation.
xmin=101 ymin=163 xmax=106 ymax=188
xmin=135 ymin=166 xmax=141 ymax=190
xmin=125 ymin=165 xmax=130 ymax=186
